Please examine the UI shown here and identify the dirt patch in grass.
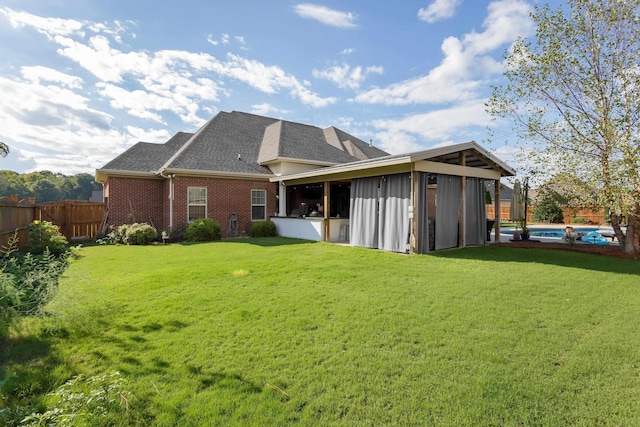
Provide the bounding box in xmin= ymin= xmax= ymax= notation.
xmin=496 ymin=240 xmax=639 ymax=260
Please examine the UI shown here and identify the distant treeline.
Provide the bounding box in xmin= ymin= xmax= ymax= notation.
xmin=0 ymin=170 xmax=101 ymax=203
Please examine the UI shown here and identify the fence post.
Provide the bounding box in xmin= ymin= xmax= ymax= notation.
xmin=64 ymin=201 xmax=71 ymax=240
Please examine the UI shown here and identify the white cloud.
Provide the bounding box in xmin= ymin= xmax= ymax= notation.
xmin=293 ymin=4 xmax=357 ymax=28
xmin=418 ymin=0 xmax=463 ymax=23
xmin=465 ymin=0 xmax=533 ymax=54
xmin=250 ymin=103 xmax=289 ymax=117
xmin=4 ymin=7 xmax=336 ymax=114
xmin=206 ymin=34 xmax=218 ymax=46
xmin=87 ymin=20 xmax=132 ymax=43
xmin=20 ymin=66 xmax=83 ymax=89
xmin=0 ymin=6 xmax=84 ymax=37
xmin=374 ymin=131 xmax=423 ymax=155
xmin=207 ymin=33 xmax=247 ymax=50
xmin=54 ymin=34 xmax=148 ymax=82
xmin=0 ymin=73 xmax=149 ymax=173
xmin=313 ymin=64 xmax=383 ymax=90
xmin=340 ymin=48 xmax=355 ymax=55
xmin=221 ymin=53 xmax=335 ymax=107
xmin=371 ymin=99 xmax=493 ymax=153
xmin=356 ymin=0 xmax=532 ymax=106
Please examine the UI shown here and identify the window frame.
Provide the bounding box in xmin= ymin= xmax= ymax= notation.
xmin=187 ymin=187 xmax=207 ymax=221
xmin=251 ymin=189 xmax=267 ymax=221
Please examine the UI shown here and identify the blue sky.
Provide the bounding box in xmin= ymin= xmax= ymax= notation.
xmin=0 ymin=0 xmax=551 ymax=175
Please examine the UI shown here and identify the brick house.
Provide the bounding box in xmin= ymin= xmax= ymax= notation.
xmin=95 ymin=111 xmax=388 ymax=236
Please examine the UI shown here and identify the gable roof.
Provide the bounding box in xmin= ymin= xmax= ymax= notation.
xmin=97 ymin=131 xmax=193 ymax=178
xmin=257 ymin=120 xmax=377 ymax=165
xmin=96 ymin=111 xmax=388 ymax=182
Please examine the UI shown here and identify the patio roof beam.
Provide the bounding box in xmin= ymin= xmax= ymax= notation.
xmin=414 ymin=160 xmax=501 ymax=180
xmin=277 ymin=163 xmax=412 ymax=186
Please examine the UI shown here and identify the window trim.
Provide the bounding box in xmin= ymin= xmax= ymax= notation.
xmin=251 ymin=189 xmax=267 ymax=221
xmin=187 ymin=187 xmax=207 ymax=221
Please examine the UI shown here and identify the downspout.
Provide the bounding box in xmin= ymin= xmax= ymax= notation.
xmin=169 ymin=174 xmax=174 ymax=230
xmin=159 ymin=169 xmax=174 ymax=231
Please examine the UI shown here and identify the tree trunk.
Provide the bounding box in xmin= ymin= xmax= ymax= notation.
xmin=623 ymin=206 xmax=640 ymax=254
xmin=615 ymin=205 xmax=640 ymax=254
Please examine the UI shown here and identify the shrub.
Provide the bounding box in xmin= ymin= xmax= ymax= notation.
xmin=250 ymin=220 xmax=277 ymax=237
xmin=27 ymin=221 xmax=68 ymax=256
xmin=185 ymin=218 xmax=221 ymax=242
xmin=18 ymin=372 xmax=134 ymax=426
xmin=532 ymin=194 xmax=564 ymax=223
xmin=119 ymin=223 xmax=158 ymax=245
xmin=0 ymin=269 xmax=20 ymax=338
xmin=168 ymin=222 xmax=189 ymax=241
xmin=0 ymin=233 xmax=70 ymax=338
xmin=96 ymin=230 xmax=120 ymax=245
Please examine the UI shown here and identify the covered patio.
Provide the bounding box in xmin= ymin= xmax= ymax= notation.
xmin=270 ymin=141 xmax=515 ymax=253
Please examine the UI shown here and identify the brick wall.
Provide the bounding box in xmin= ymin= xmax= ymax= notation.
xmin=105 ymin=177 xmax=165 ymax=230
xmin=171 ymin=176 xmax=277 ymax=237
xmin=106 ymin=175 xmax=277 ymax=237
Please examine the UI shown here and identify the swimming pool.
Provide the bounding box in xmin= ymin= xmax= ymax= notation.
xmin=502 ymin=227 xmax=598 ymax=239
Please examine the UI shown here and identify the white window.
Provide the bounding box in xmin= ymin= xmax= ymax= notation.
xmin=251 ymin=189 xmax=266 ymax=221
xmin=188 ymin=187 xmax=207 ymax=221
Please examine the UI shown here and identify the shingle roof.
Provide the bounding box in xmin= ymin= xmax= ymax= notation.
xmin=258 ymin=120 xmax=374 ymax=164
xmin=98 ymin=111 xmax=389 ymax=177
xmin=99 ymin=131 xmax=193 ymax=173
xmin=164 ymin=112 xmax=277 ymax=175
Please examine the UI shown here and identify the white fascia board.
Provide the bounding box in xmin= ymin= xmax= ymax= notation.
xmin=163 ymin=168 xmax=273 ymax=180
xmin=260 ymin=156 xmax=338 ymax=167
xmin=95 ymin=169 xmax=159 ymax=183
xmin=270 ymin=155 xmax=411 ymax=182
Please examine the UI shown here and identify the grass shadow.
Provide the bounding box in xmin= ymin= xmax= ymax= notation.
xmin=0 ymin=334 xmax=70 ymax=412
xmin=186 ymin=365 xmax=263 ymax=395
xmin=429 ymin=245 xmax=640 ymax=276
xmin=170 ymin=236 xmax=317 ymax=248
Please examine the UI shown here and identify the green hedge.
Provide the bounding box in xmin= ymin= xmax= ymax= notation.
xmin=118 ymin=223 xmax=158 ymax=245
xmin=185 ymin=218 xmax=222 ymax=242
xmin=250 ymin=220 xmax=277 ymax=237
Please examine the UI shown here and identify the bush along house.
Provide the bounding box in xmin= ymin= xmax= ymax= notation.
xmin=96 ymin=110 xmax=515 ymax=253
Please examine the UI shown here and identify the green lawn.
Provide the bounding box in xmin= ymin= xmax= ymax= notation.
xmin=2 ymin=238 xmax=640 ymax=426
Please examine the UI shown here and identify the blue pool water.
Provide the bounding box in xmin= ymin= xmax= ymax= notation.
xmin=504 ymin=227 xmax=598 ymax=239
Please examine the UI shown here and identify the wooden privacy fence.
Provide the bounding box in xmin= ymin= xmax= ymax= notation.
xmin=0 ymin=196 xmax=36 ymax=250
xmin=486 ymin=203 xmax=606 ymax=225
xmin=37 ymin=200 xmax=107 ymax=241
xmin=1 ymin=197 xmax=107 ymax=250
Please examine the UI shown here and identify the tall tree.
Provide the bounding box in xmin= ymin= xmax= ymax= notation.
xmin=73 ymin=173 xmax=99 ymax=200
xmin=488 ymin=0 xmax=640 ymax=253
xmin=30 ymin=179 xmax=60 ymax=203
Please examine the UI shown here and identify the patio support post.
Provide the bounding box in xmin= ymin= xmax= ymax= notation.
xmin=459 ymin=152 xmax=466 ymax=248
xmin=278 ymin=181 xmax=287 ymax=217
xmin=494 ymin=179 xmax=501 ymax=241
xmin=410 ymin=170 xmax=418 ymax=254
xmin=323 ymin=181 xmax=330 ymax=241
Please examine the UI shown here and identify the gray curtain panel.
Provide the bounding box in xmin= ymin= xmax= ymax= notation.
xmin=417 ymin=172 xmax=430 ymax=254
xmin=349 ymin=176 xmax=379 ymax=248
xmin=378 ymin=173 xmax=411 ymax=253
xmin=435 ymin=174 xmax=461 ymax=250
xmin=465 ymin=178 xmax=487 ymax=246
